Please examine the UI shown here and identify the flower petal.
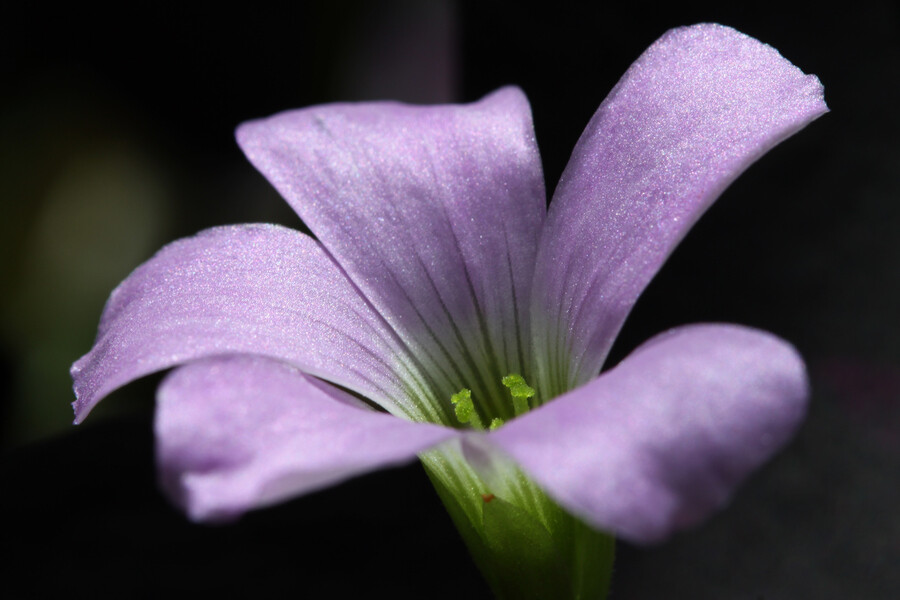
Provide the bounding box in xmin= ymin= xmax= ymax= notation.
xmin=483 ymin=324 xmax=809 ymax=544
xmin=236 ymin=87 xmax=545 ymax=419
xmin=72 ymin=224 xmax=436 ymax=423
xmin=532 ymin=24 xmax=828 ymax=393
xmin=156 ymin=355 xmax=457 ymax=521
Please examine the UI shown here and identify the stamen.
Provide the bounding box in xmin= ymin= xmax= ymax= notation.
xmin=489 ymin=417 xmax=504 ymax=431
xmin=501 ymin=373 xmax=535 ymax=416
xmin=451 ymin=388 xmax=485 ymax=430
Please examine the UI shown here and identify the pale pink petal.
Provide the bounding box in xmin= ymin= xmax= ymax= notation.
xmin=483 ymin=324 xmax=809 ymax=544
xmin=156 ymin=355 xmax=457 ymax=521
xmin=237 ymin=87 xmax=545 ymax=419
xmin=72 ymin=224 xmax=437 ymax=422
xmin=532 ymin=24 xmax=828 ymax=394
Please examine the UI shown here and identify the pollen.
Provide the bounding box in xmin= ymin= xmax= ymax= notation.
xmin=450 ymin=388 xmax=484 ymax=429
xmin=502 ymin=373 xmax=535 ymax=416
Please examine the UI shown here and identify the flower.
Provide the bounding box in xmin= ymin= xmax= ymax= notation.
xmin=72 ymin=23 xmax=826 ymax=598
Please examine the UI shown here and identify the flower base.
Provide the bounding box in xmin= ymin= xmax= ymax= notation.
xmin=421 ymin=447 xmax=615 ymax=599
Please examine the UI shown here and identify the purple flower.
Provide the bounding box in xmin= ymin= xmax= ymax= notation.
xmin=72 ymin=23 xmax=826 ymax=597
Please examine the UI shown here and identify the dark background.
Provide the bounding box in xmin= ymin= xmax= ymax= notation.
xmin=2 ymin=1 xmax=898 ymax=598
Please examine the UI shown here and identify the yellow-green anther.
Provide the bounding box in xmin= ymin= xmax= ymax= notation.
xmin=502 ymin=373 xmax=535 ymax=415
xmin=501 ymin=373 xmax=523 ymax=387
xmin=489 ymin=417 xmax=504 ymax=431
xmin=450 ymin=388 xmax=484 ymax=430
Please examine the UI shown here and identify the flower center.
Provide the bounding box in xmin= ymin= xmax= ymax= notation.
xmin=450 ymin=373 xmax=536 ymax=430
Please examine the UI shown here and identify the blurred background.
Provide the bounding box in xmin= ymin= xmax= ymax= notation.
xmin=1 ymin=1 xmax=897 ymax=598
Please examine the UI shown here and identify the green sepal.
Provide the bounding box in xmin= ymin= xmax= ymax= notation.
xmin=479 ymin=495 xmax=566 ymax=599
xmin=421 ymin=448 xmax=615 ymax=600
